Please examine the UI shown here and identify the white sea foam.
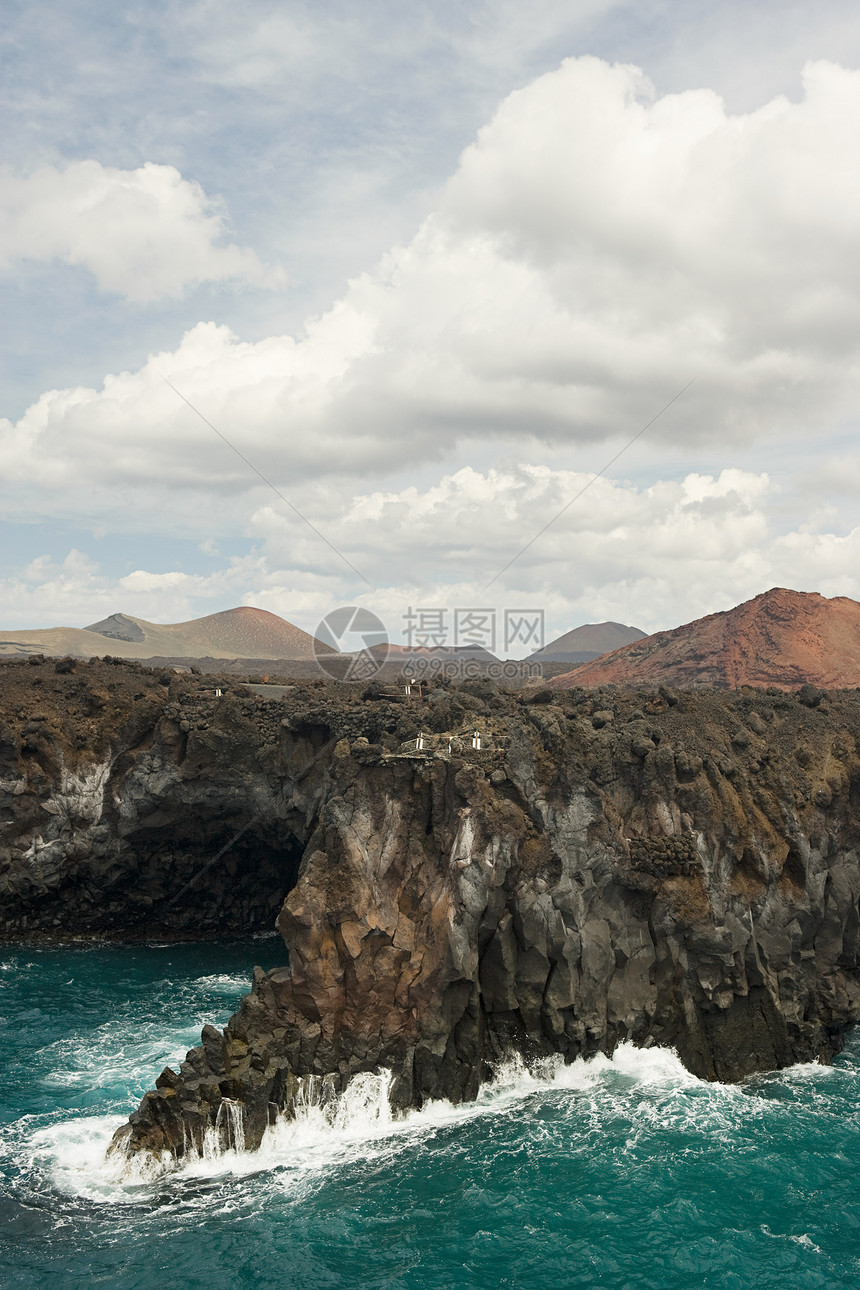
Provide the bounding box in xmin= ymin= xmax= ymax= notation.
xmin=761 ymin=1225 xmax=823 ymax=1254
xmin=31 ymin=1041 xmax=713 ymax=1202
xmin=759 ymin=1055 xmax=835 ymax=1083
xmin=791 ymin=1233 xmax=823 ymax=1253
xmin=28 ymin=1035 xmax=841 ymax=1210
xmin=29 ymin=1114 xmax=139 ymax=1202
xmin=35 ymin=970 xmax=254 ymax=1098
xmin=38 ymin=1026 xmax=200 ymax=1095
xmin=186 ymin=972 xmax=253 ymax=992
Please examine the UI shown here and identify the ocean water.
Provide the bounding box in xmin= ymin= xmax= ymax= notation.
xmin=1 ymin=940 xmax=859 ymax=1290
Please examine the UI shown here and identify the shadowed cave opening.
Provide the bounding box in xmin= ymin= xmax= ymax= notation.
xmin=6 ymin=807 xmax=309 ymax=941
xmin=133 ymin=812 xmax=307 ymax=938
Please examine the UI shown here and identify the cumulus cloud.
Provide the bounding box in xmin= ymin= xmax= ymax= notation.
xmin=200 ymin=461 xmax=860 ymax=641
xmin=6 ymin=466 xmax=860 ymax=646
xmin=247 ymin=464 xmax=806 ymax=631
xmin=0 ymin=550 xmax=243 ymax=630
xmin=0 ymin=160 xmax=281 ymax=301
xmin=4 ymin=56 xmax=860 ymax=515
xmin=0 ymin=543 xmax=351 ymax=633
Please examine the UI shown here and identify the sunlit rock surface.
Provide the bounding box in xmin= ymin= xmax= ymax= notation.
xmin=552 ymin=588 xmax=860 ymax=690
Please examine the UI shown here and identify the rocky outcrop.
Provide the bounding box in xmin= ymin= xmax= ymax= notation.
xmin=113 ymin=678 xmax=860 ymax=1165
xmin=3 ymin=657 xmax=860 ymax=1169
xmin=551 ymin=588 xmax=860 ymax=690
xmin=0 ymin=658 xmax=312 ymax=937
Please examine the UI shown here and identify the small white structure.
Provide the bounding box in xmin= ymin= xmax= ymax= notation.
xmin=415 ymin=733 xmax=427 ymax=751
xmin=471 ymin=730 xmax=482 ymax=750
xmin=215 ymin=687 xmax=223 ymax=698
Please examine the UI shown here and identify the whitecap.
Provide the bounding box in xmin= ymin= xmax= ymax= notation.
xmin=28 ymin=1114 xmax=140 ymax=1202
xmin=761 ymin=1225 xmax=822 ymax=1254
xmin=186 ymin=973 xmax=254 ymax=992
xmin=96 ymin=1042 xmax=707 ymax=1198
xmin=29 ymin=1038 xmax=844 ymax=1206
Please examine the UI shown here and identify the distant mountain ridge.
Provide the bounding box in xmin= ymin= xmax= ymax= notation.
xmin=375 ymin=643 xmax=499 ymax=660
xmin=529 ymin=621 xmax=645 ymax=665
xmin=550 ymin=589 xmax=860 ymax=690
xmin=0 ymin=606 xmax=327 ymax=661
xmin=86 ymin=613 xmax=146 ymax=642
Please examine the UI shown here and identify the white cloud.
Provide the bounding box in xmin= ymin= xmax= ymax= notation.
xmin=254 ymin=464 xmax=788 ymax=622
xmin=0 ymin=160 xmax=281 ymax=301
xmin=6 ymin=466 xmax=860 ymax=648
xmin=5 ymin=56 xmax=860 ymax=519
xmin=228 ymin=460 xmax=860 ymax=642
xmin=7 ymin=11 xmax=860 ymax=646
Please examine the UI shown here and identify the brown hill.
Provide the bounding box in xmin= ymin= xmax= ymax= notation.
xmin=0 ymin=607 xmax=327 ymax=661
xmin=549 ymin=588 xmax=860 ymax=690
xmin=528 ymin=621 xmax=644 ymax=664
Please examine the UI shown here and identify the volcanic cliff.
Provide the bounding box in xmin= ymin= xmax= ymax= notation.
xmin=551 ymin=588 xmax=860 ymax=691
xmin=1 ymin=656 xmax=860 ymax=1172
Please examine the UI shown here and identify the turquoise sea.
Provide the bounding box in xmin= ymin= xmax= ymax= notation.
xmin=1 ymin=938 xmax=859 ymax=1289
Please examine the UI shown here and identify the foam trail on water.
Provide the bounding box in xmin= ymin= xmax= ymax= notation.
xmin=30 ymin=1115 xmax=145 ymax=1202
xmin=32 ymin=1042 xmax=717 ymax=1200
xmin=30 ymin=968 xmax=260 ymax=1106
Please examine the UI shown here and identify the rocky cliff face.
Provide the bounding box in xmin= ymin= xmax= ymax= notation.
xmin=2 ymin=658 xmax=860 ymax=1170
xmin=0 ymin=658 xmax=310 ymax=937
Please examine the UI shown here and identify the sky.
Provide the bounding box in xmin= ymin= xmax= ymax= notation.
xmin=3 ymin=0 xmax=860 ymax=652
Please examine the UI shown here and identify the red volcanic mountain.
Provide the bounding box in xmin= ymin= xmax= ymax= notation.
xmin=0 ymin=607 xmax=327 ymax=661
xmin=549 ymin=589 xmax=860 ymax=691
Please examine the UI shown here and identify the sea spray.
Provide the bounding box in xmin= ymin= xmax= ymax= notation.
xmin=106 ymin=1047 xmax=694 ymax=1188
xmin=96 ymin=1045 xmax=700 ymax=1191
xmin=218 ymin=1098 xmax=246 ymax=1153
xmin=264 ymin=1069 xmax=395 ymax=1148
xmin=6 ymin=940 xmax=860 ymax=1288
xmin=25 ymin=1036 xmax=836 ymax=1198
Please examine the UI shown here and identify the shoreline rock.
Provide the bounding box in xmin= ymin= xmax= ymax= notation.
xmin=1 ymin=658 xmax=858 ymax=1165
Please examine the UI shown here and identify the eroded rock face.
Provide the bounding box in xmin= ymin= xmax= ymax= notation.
xmin=0 ymin=659 xmax=314 ymax=937
xmin=106 ymin=679 xmax=860 ymax=1166
xmin=3 ymin=659 xmax=860 ymax=1164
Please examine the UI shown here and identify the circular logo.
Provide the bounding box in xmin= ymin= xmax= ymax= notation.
xmin=314 ymin=607 xmax=389 ymax=681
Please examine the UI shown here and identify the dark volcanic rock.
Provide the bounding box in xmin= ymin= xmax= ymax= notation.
xmin=1 ymin=659 xmax=860 ymax=1168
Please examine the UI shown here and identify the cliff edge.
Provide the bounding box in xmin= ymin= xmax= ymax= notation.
xmin=1 ymin=657 xmax=859 ymax=1170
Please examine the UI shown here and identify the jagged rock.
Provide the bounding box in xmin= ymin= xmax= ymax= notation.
xmin=108 ymin=684 xmax=860 ymax=1164
xmin=674 ymin=748 xmax=703 ymax=778
xmin=798 ymin=683 xmax=823 ymax=708
xmin=591 ymin=709 xmax=614 ymax=729
xmin=2 ymin=658 xmax=860 ymax=1168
